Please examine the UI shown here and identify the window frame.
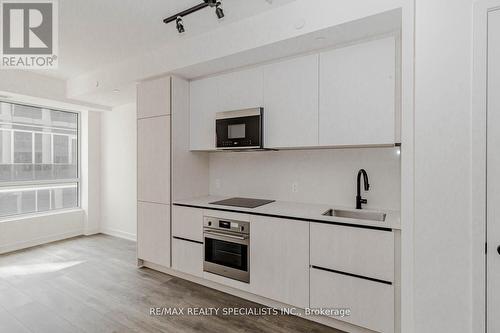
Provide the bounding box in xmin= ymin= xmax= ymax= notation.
xmin=0 ymin=101 xmax=81 ymax=219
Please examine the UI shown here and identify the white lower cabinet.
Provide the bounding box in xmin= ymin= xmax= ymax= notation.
xmin=250 ymin=216 xmax=309 ymax=309
xmin=137 ymin=201 xmax=171 ymax=268
xmin=172 ymin=238 xmax=203 ymax=278
xmin=172 ymin=206 xmax=203 ymax=242
xmin=311 ymin=223 xmax=394 ymax=282
xmin=310 ymin=267 xmax=394 ymax=333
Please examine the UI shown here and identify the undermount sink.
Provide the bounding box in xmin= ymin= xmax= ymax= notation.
xmin=322 ymin=209 xmax=386 ymax=222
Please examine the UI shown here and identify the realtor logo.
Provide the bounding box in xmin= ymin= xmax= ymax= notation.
xmin=0 ymin=0 xmax=58 ymax=68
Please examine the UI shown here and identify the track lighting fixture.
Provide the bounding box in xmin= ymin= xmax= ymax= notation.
xmin=215 ymin=2 xmax=224 ymax=19
xmin=163 ymin=0 xmax=226 ymax=33
xmin=176 ymin=16 xmax=185 ymax=33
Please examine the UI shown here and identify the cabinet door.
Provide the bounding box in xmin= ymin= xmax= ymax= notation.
xmin=263 ymin=54 xmax=319 ymax=148
xmin=217 ymin=67 xmax=263 ymax=112
xmin=189 ymin=77 xmax=218 ymax=151
xmin=172 ymin=206 xmax=203 ymax=242
xmin=137 ymin=116 xmax=170 ymax=204
xmin=172 ymin=238 xmax=203 ymax=277
xmin=310 ymin=268 xmax=394 ymax=333
xmin=137 ymin=77 xmax=171 ymax=119
xmin=319 ymin=37 xmax=396 ymax=146
xmin=137 ymin=202 xmax=171 ymax=267
xmin=250 ymin=216 xmax=309 ymax=308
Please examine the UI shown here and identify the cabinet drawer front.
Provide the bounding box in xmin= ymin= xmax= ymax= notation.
xmin=172 ymin=238 xmax=203 ymax=277
xmin=311 ymin=223 xmax=394 ymax=282
xmin=172 ymin=206 xmax=203 ymax=242
xmin=310 ymin=268 xmax=394 ymax=333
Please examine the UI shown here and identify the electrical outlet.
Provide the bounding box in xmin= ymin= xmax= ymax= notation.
xmin=292 ymin=182 xmax=299 ymax=193
xmin=215 ymin=179 xmax=221 ymax=189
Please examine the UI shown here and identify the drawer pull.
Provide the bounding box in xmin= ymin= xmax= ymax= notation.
xmin=311 ymin=265 xmax=392 ymax=285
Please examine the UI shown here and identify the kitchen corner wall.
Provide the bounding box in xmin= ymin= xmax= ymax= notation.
xmin=81 ymin=110 xmax=101 ymax=235
xmin=100 ymin=103 xmax=137 ymax=241
xmin=209 ymin=147 xmax=401 ymax=210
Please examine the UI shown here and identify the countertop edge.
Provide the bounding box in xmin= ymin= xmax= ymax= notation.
xmin=173 ymin=202 xmax=399 ymax=232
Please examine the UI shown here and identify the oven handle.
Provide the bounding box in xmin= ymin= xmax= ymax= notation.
xmin=204 ymin=230 xmax=248 ymax=241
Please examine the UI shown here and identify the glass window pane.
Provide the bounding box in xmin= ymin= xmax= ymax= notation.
xmin=0 ymin=102 xmax=79 ymax=218
xmin=12 ymin=104 xmax=42 ymax=121
xmin=0 ymin=130 xmax=10 ymax=162
xmin=71 ymin=138 xmax=77 ymax=166
xmin=37 ymin=189 xmax=51 ymax=212
xmin=35 ymin=133 xmax=51 ymax=164
xmin=0 ymin=104 xmax=77 ymax=183
xmin=53 ymin=135 xmax=69 ymax=164
xmin=51 ymin=184 xmax=77 ymax=210
xmin=13 ymin=131 xmax=32 ymax=163
xmin=0 ymin=192 xmax=20 ymax=216
xmin=0 ymin=183 xmax=78 ymax=217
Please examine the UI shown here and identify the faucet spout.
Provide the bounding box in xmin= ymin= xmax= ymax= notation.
xmin=356 ymin=169 xmax=370 ymax=209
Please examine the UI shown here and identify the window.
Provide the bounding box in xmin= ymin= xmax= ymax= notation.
xmin=0 ymin=102 xmax=79 ymax=218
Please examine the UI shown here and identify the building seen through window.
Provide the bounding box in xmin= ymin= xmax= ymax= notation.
xmin=0 ymin=102 xmax=79 ymax=217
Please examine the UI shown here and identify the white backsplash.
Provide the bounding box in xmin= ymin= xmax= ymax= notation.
xmin=209 ymin=148 xmax=401 ymax=210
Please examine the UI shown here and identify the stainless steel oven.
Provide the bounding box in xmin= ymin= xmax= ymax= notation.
xmin=203 ymin=216 xmax=250 ymax=283
xmin=216 ymin=108 xmax=263 ymax=150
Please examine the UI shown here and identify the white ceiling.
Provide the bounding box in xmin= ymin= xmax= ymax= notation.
xmin=40 ymin=0 xmax=295 ymax=79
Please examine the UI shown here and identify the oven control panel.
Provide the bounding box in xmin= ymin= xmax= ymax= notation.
xmin=204 ymin=217 xmax=249 ymax=234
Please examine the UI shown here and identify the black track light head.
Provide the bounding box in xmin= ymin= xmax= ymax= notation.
xmin=205 ymin=0 xmax=218 ymax=7
xmin=215 ymin=2 xmax=224 ymax=19
xmin=176 ymin=16 xmax=185 ymax=33
xmin=163 ymin=1 xmax=227 ymax=31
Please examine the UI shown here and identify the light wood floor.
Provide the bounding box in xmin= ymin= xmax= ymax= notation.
xmin=0 ymin=234 xmax=342 ymax=333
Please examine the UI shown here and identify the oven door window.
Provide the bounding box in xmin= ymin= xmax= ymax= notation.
xmin=205 ymin=237 xmax=248 ymax=271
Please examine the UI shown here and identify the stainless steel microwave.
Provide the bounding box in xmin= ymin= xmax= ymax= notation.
xmin=216 ymin=108 xmax=263 ymax=150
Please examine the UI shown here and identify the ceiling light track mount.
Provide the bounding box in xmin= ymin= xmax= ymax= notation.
xmin=163 ymin=0 xmax=224 ymax=33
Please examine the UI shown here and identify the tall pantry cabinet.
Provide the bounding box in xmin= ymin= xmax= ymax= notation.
xmin=136 ymin=77 xmax=172 ymax=268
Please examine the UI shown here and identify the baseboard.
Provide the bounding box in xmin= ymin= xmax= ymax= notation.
xmin=0 ymin=229 xmax=84 ymax=254
xmin=100 ymin=227 xmax=136 ymax=242
xmin=84 ymin=228 xmax=101 ymax=236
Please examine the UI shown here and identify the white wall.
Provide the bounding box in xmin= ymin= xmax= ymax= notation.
xmin=209 ymin=148 xmax=401 ymax=210
xmin=413 ymin=0 xmax=475 ymax=332
xmin=100 ymin=103 xmax=137 ymax=241
xmin=81 ymin=111 xmax=101 ymax=235
xmin=0 ymin=210 xmax=84 ymax=254
xmin=0 ymin=70 xmax=109 ymax=111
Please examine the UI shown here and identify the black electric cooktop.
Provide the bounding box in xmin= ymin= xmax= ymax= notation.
xmin=210 ymin=197 xmax=275 ymax=209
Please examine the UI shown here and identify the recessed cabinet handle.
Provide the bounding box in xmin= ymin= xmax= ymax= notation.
xmin=497 ymin=245 xmax=500 ymax=256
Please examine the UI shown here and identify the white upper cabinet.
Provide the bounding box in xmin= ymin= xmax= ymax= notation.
xmin=189 ymin=36 xmax=399 ymax=150
xmin=137 ymin=77 xmax=171 ymax=119
xmin=189 ymin=68 xmax=263 ymax=151
xmin=319 ymin=37 xmax=397 ymax=146
xmin=217 ymin=67 xmax=263 ymax=112
xmin=189 ymin=76 xmax=219 ymax=151
xmin=263 ymin=54 xmax=319 ymax=148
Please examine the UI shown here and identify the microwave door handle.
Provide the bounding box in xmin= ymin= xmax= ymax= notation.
xmin=204 ymin=231 xmax=247 ymax=241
